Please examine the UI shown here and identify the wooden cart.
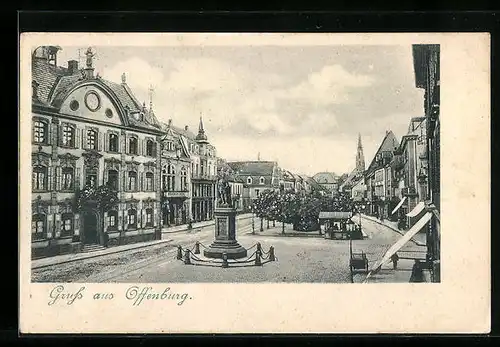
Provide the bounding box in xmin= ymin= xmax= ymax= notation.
xmin=350 ymin=251 xmax=369 ymax=273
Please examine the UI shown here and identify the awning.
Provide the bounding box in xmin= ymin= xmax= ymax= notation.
xmin=319 ymin=211 xmax=353 ymax=220
xmin=364 ymin=211 xmax=433 ymax=282
xmin=406 ymin=201 xmax=425 ymax=217
xmin=391 ymin=196 xmax=407 ymax=215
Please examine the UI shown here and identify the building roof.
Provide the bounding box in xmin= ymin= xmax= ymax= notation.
xmin=227 ymin=161 xmax=276 ymax=176
xmin=366 ymin=130 xmax=400 ymax=175
xmin=312 ymin=172 xmax=338 ymax=184
xmin=305 ymin=176 xmax=327 ymax=191
xmin=32 ymin=50 xmax=161 ymax=131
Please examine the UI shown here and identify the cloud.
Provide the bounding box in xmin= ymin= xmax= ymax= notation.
xmin=103 ymin=57 xmax=165 ymax=91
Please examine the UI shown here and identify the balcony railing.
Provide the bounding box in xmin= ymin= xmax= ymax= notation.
xmin=163 ymin=190 xmax=190 ymax=198
xmin=191 ymin=173 xmax=217 ymax=181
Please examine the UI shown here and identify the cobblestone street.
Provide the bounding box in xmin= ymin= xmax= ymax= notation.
xmin=32 ymin=215 xmax=425 ymax=283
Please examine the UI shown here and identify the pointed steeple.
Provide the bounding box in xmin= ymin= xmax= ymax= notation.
xmin=355 ymin=133 xmax=366 ymax=172
xmin=195 ymin=114 xmax=208 ymax=142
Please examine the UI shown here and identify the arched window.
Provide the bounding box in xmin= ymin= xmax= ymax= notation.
xmin=86 ymin=129 xmax=98 ymax=150
xmin=109 ymin=133 xmax=119 ymax=152
xmin=180 ymin=166 xmax=187 ymax=191
xmin=32 ymin=166 xmax=47 ymax=191
xmin=260 ymin=177 xmax=265 ymax=185
xmin=107 ymin=169 xmax=119 ymax=190
xmin=32 ymin=213 xmax=46 ymax=240
xmin=128 ymin=171 xmax=137 ymax=191
xmin=146 ymin=140 xmax=156 ymax=157
xmin=61 ymin=124 xmax=75 ymax=147
xmin=247 ymin=177 xmax=252 ymax=185
xmin=107 ymin=210 xmax=118 ymax=231
xmin=33 ymin=120 xmax=48 ymax=144
xmin=145 ymin=172 xmax=154 ymax=191
xmin=128 ymin=136 xmax=138 ymax=155
xmin=127 ymin=209 xmax=137 ymax=229
xmin=61 ymin=213 xmax=74 ymax=237
xmin=145 ymin=208 xmax=153 ymax=227
xmin=61 ymin=167 xmax=74 ymax=191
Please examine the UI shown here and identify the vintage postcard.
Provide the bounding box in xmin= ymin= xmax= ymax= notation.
xmin=19 ymin=33 xmax=490 ymax=334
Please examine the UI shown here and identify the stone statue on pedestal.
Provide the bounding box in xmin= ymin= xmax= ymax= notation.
xmin=217 ymin=177 xmax=232 ymax=208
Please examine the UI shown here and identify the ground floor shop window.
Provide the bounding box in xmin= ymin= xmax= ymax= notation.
xmin=32 ymin=214 xmax=46 ymax=240
xmin=61 ymin=213 xmax=74 ymax=237
xmin=127 ymin=209 xmax=137 ymax=229
xmin=107 ymin=210 xmax=118 ymax=231
xmin=145 ymin=208 xmax=153 ymax=227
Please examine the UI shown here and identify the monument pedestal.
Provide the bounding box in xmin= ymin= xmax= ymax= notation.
xmin=204 ymin=207 xmax=247 ymax=259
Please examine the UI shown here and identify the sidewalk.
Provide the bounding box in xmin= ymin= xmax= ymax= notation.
xmin=360 ymin=258 xmax=431 ymax=283
xmin=31 ymin=238 xmax=174 ymax=270
xmin=32 ymin=213 xmax=254 ymax=270
xmin=361 ymin=214 xmax=426 ymax=246
xmin=161 ymin=213 xmax=253 ymax=234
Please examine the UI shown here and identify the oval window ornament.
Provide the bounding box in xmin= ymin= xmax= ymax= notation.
xmin=69 ymin=100 xmax=79 ymax=111
xmin=105 ymin=108 xmax=113 ymax=118
xmin=85 ymin=91 xmax=101 ymax=112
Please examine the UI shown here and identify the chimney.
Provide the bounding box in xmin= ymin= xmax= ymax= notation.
xmin=68 ymin=60 xmax=79 ymax=74
xmin=168 ymin=119 xmax=172 ymax=127
xmin=184 ymin=125 xmax=189 ymax=131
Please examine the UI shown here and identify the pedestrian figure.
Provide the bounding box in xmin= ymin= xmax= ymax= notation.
xmin=409 ymin=259 xmax=425 ymax=283
xmin=391 ymin=253 xmax=399 ymax=269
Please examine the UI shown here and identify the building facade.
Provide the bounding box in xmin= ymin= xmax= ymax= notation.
xmin=227 ymin=161 xmax=281 ymax=211
xmin=312 ymin=172 xmax=339 ymax=195
xmin=31 ymin=46 xmax=163 ymax=258
xmin=413 ymin=44 xmax=441 ymax=282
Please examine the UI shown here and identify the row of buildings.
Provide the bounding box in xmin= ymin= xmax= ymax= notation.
xmin=30 ymin=45 xmax=329 ymax=259
xmin=339 ymin=44 xmax=441 ymax=282
xmin=31 ymin=46 xmax=219 ymax=258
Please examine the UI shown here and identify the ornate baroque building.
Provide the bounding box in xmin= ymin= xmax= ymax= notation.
xmin=30 ymin=46 xmax=219 ymax=258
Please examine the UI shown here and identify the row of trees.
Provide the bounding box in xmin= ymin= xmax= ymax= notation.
xmin=250 ymin=189 xmax=356 ymax=233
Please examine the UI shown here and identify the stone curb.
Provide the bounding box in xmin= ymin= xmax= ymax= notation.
xmin=32 ymin=239 xmax=175 ymax=270
xmin=361 ymin=214 xmax=426 ymax=247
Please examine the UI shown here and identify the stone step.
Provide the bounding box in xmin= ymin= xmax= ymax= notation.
xmin=81 ymin=244 xmax=106 ymax=253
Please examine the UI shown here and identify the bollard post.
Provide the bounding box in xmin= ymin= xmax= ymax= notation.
xmin=256 ymin=242 xmax=262 ymax=254
xmin=184 ymin=249 xmax=191 ymax=265
xmin=269 ymin=246 xmax=275 ymax=261
xmin=255 ymin=250 xmax=262 ymax=266
xmin=222 ymin=253 xmax=229 ymax=268
xmin=194 ymin=241 xmax=200 ymax=254
xmin=176 ymin=245 xmax=183 ymax=260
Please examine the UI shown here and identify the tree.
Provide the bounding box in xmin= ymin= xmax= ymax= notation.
xmin=74 ymin=183 xmax=119 ymax=246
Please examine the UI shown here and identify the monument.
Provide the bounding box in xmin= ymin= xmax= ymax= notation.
xmin=203 ymin=176 xmax=247 ymax=259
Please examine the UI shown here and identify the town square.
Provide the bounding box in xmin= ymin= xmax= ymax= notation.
xmin=30 ymin=43 xmax=440 ymax=284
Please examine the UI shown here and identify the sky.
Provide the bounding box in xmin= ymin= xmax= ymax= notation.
xmin=55 ymin=45 xmax=424 ymax=176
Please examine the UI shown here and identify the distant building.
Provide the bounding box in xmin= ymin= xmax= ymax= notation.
xmin=365 ymin=130 xmax=400 ymax=218
xmin=227 ymin=160 xmax=280 ymax=211
xmin=339 ymin=133 xmax=366 ymax=194
xmin=312 ymin=172 xmax=339 ymax=194
xmin=351 ymin=177 xmax=367 ymax=203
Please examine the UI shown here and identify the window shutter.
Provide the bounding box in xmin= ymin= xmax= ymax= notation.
xmin=142 ymin=209 xmax=146 ymax=228
xmin=118 ymin=210 xmax=123 ymax=231
xmin=81 ymin=128 xmax=87 ymax=149
xmin=74 ymin=127 xmax=80 ymax=149
xmin=55 ymin=214 xmax=61 ymax=238
xmin=47 ymin=166 xmax=54 ymax=191
xmin=98 ymin=132 xmax=103 ymax=151
xmin=56 ymin=167 xmax=62 ymax=191
xmin=46 ymin=214 xmax=53 ymax=239
xmin=46 ymin=122 xmax=52 ymax=145
xmin=123 ymin=171 xmax=127 ymax=191
xmin=103 ymin=212 xmax=108 ymax=231
xmin=58 ymin=124 xmax=63 ymax=146
xmin=140 ymin=172 xmax=144 ymax=192
xmin=126 ymin=135 xmax=129 ymax=154
xmin=104 ymin=132 xmax=109 ymax=152
xmin=74 ymin=214 xmax=80 ymax=236
xmin=75 ymin=168 xmax=81 ymax=190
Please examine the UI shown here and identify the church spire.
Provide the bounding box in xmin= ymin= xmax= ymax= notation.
xmin=356 ymin=133 xmax=365 ymax=172
xmin=195 ymin=114 xmax=208 ymax=143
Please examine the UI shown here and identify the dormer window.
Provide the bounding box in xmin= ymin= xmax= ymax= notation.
xmin=260 ymin=177 xmax=265 ymax=185
xmin=247 ymin=177 xmax=252 ymax=185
